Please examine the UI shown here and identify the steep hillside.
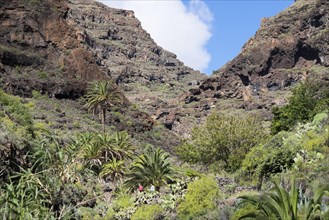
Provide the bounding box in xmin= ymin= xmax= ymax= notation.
xmin=65 ymin=0 xmax=207 ymax=135
xmin=0 ymin=0 xmax=207 ymax=146
xmin=185 ymin=0 xmax=329 ymax=111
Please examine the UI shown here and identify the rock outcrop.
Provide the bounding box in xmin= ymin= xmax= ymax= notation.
xmin=185 ymin=0 xmax=329 ymax=110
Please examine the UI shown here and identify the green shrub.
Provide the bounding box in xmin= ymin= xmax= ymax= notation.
xmin=106 ymin=194 xmax=136 ymax=220
xmin=112 ymin=194 xmax=134 ymax=211
xmin=312 ymin=112 xmax=328 ymax=126
xmin=31 ymin=90 xmax=47 ymax=99
xmin=175 ymin=113 xmax=267 ymax=172
xmin=37 ymin=70 xmax=47 ymax=79
xmin=131 ymin=204 xmax=164 ymax=220
xmin=271 ymin=80 xmax=329 ymax=134
xmin=177 ymin=176 xmax=220 ymax=219
xmin=76 ymin=207 xmax=101 ymax=220
xmin=240 ymin=131 xmax=297 ymax=185
xmin=0 ymin=90 xmax=33 ymax=127
xmin=241 ymin=112 xmax=329 ymax=186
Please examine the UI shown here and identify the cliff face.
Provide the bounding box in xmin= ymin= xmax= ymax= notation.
xmin=0 ymin=0 xmax=110 ymax=98
xmin=0 ymin=0 xmax=206 ymax=139
xmin=65 ymin=0 xmax=207 ymax=134
xmin=185 ymin=0 xmax=329 ymax=110
xmin=67 ymin=0 xmax=204 ymax=85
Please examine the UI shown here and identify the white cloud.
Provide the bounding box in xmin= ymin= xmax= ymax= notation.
xmin=98 ymin=0 xmax=212 ymax=72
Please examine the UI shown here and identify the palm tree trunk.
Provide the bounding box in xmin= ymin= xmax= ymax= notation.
xmin=102 ymin=108 xmax=106 ymax=133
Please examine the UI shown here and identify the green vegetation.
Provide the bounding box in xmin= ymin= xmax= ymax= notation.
xmin=271 ymin=80 xmax=329 ymax=134
xmin=176 ymin=113 xmax=267 ymax=172
xmin=1 ymin=73 xmax=329 ymax=220
xmin=125 ymin=148 xmax=176 ymax=191
xmin=177 ymin=176 xmax=220 ymax=219
xmin=84 ymin=81 xmax=124 ymax=132
xmin=131 ymin=204 xmax=164 ymax=220
xmin=240 ymin=112 xmax=329 ymax=187
xmin=0 ymin=89 xmax=33 ymax=128
xmin=234 ymin=178 xmax=329 ymax=220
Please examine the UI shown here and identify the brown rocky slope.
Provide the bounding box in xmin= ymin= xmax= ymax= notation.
xmin=0 ymin=0 xmax=207 ymax=148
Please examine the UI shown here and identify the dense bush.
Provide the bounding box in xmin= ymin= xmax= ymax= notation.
xmin=177 ymin=176 xmax=220 ymax=219
xmin=0 ymin=89 xmax=33 ymax=128
xmin=176 ymin=113 xmax=267 ymax=172
xmin=271 ymin=80 xmax=329 ymax=134
xmin=241 ymin=112 xmax=329 ymax=187
xmin=131 ymin=204 xmax=164 ymax=220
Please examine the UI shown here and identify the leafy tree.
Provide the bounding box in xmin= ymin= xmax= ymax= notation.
xmin=125 ymin=148 xmax=176 ymax=191
xmin=84 ymin=81 xmax=124 ymax=132
xmin=176 ymin=113 xmax=267 ymax=172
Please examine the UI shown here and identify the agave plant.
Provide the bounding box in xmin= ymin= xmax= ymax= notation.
xmin=95 ymin=133 xmax=117 ymax=163
xmin=124 ymin=148 xmax=176 ymax=191
xmin=235 ymin=178 xmax=329 ymax=220
xmin=0 ymin=166 xmax=54 ymax=219
xmin=305 ymin=184 xmax=329 ymax=220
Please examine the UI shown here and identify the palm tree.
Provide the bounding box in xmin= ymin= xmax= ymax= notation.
xmin=84 ymin=81 xmax=124 ymax=132
xmin=78 ymin=140 xmax=103 ymax=170
xmin=235 ymin=178 xmax=329 ymax=220
xmin=95 ymin=133 xmax=119 ymax=163
xmin=99 ymin=158 xmax=126 ymax=184
xmin=124 ymin=148 xmax=176 ymax=192
xmin=111 ymin=131 xmax=135 ymax=160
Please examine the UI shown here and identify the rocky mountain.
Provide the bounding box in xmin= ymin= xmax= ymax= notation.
xmin=1 ymin=0 xmax=328 ymax=146
xmin=184 ymin=0 xmax=329 ymax=111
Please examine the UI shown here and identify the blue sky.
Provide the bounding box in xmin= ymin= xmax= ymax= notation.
xmin=100 ymin=0 xmax=294 ymax=75
xmin=201 ymin=0 xmax=294 ymax=74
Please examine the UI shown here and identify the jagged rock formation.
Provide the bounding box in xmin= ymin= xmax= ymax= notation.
xmin=0 ymin=0 xmax=108 ymax=98
xmin=185 ymin=0 xmax=329 ymax=110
